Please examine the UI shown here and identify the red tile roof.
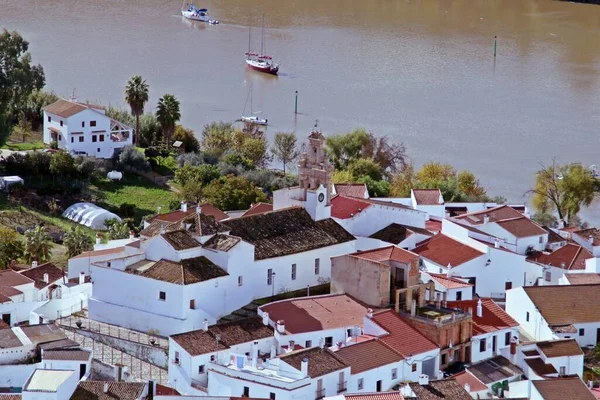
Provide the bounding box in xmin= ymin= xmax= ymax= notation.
xmin=331 ymin=195 xmax=372 ymax=219
xmin=334 ymin=183 xmax=368 ymax=199
xmin=148 ymin=203 xmax=228 ymax=223
xmin=454 ymin=205 xmax=525 ymax=225
xmin=426 ymin=273 xmax=473 ymax=289
xmin=351 ymin=246 xmax=419 ymax=264
xmin=241 ymin=202 xmax=273 ymax=217
xmin=446 ymin=299 xmax=518 ymax=335
xmin=155 ymin=384 xmax=181 ymax=396
xmin=525 ymin=357 xmax=558 ymax=376
xmin=536 ymin=339 xmax=583 ymax=358
xmin=527 ymin=244 xmax=593 ymax=270
xmin=43 ymin=99 xmax=100 ymax=118
xmin=574 ymin=228 xmax=600 ymax=246
xmin=496 ymin=217 xmax=547 ymax=238
xmin=19 ymin=263 xmax=64 ymax=289
xmin=260 ymin=294 xmax=368 ymax=334
xmin=335 ymin=339 xmax=403 ymax=373
xmin=565 ymin=273 xmax=600 ymax=285
xmin=425 ymin=220 xmax=442 ymax=233
xmin=345 ymin=393 xmax=405 ymax=400
xmin=0 ymin=269 xmax=34 ymax=287
xmin=532 ymin=376 xmax=596 ymax=400
xmin=413 ymin=234 xmax=484 ymax=267
xmin=412 ymin=189 xmax=443 ymax=205
xmin=371 ymin=310 xmax=438 ymax=357
xmin=523 ymin=284 xmax=600 ymax=325
xmin=43 ymin=349 xmax=91 ymax=361
xmin=71 ymin=246 xmax=126 ymax=259
xmin=452 ymin=370 xmax=488 ymax=392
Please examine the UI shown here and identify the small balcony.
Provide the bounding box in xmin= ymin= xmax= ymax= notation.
xmin=315 ymin=388 xmax=326 ymax=400
xmin=337 ymin=382 xmax=347 ymax=393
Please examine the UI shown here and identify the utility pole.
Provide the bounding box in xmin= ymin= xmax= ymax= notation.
xmin=294 ymin=91 xmax=298 ymax=114
xmin=494 ymin=36 xmax=497 ymax=58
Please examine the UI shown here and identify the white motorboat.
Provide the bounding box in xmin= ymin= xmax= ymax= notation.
xmin=181 ymin=1 xmax=218 ymax=24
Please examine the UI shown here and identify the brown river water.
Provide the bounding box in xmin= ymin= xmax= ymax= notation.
xmin=3 ymin=0 xmax=600 ymax=219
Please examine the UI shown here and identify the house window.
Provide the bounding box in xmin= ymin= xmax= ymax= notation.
xmin=82 ymin=121 xmax=85 ymax=128
xmin=97 ymin=148 xmax=100 ymax=152
xmin=545 ymin=271 xmax=551 ymax=282
xmin=270 ymin=393 xmax=276 ymax=400
xmin=243 ymin=387 xmax=250 ymax=397
xmin=480 ymin=338 xmax=486 ymax=352
xmin=505 ymin=332 xmax=511 ymax=346
xmin=267 ymin=269 xmax=273 ymax=285
xmin=315 ymin=259 xmax=320 ymax=275
xmin=539 ymin=236 xmax=543 ymax=244
xmin=456 ymin=291 xmax=462 ymax=301
xmin=357 ymin=378 xmax=364 ymax=390
xmin=579 ymin=328 xmax=585 ymax=336
xmin=99 ymin=135 xmax=104 ymax=142
xmin=58 ymin=135 xmax=62 ymax=141
xmin=441 ymin=353 xmax=447 ymax=365
xmin=238 ymin=276 xmax=243 ymax=286
xmin=174 ymin=351 xmax=180 ymax=364
xmin=47 ymin=116 xmax=51 ymax=122
xmin=412 ymin=363 xmax=417 ymax=372
xmin=71 ymin=137 xmax=74 ymax=143
xmin=90 ymin=121 xmax=97 ymax=127
xmin=60 ymin=121 xmax=63 ymax=127
xmin=159 ymin=291 xmax=166 ymax=301
xmin=347 ymin=329 xmax=352 ymax=338
xmin=560 ymin=366 xmax=566 ymax=375
xmin=79 ymin=136 xmax=84 ymax=142
xmin=199 ymin=365 xmax=205 ymax=374
xmin=305 ymin=340 xmax=312 ymax=348
xmin=391 ymin=368 xmax=398 ymax=379
xmin=325 ymin=337 xmax=333 ymax=347
xmin=210 ymin=355 xmax=216 ymax=362
xmin=526 ymin=312 xmax=530 ymax=322
xmin=92 ymin=135 xmax=97 ymax=142
xmin=189 ymin=299 xmax=195 ymax=309
xmin=291 ymin=264 xmax=296 ymax=280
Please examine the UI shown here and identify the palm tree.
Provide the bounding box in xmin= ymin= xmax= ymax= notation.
xmin=125 ymin=75 xmax=149 ymax=145
xmin=63 ymin=227 xmax=93 ymax=258
xmin=156 ymin=94 xmax=181 ymax=148
xmin=24 ymin=226 xmax=53 ymax=263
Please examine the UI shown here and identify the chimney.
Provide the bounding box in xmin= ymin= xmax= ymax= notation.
xmin=196 ymin=204 xmax=202 ymax=214
xmin=115 ymin=364 xmax=123 ymax=382
xmin=464 ymin=383 xmax=471 ymax=393
xmin=483 ymin=214 xmax=490 ymax=224
xmin=558 ymin=220 xmax=566 ymax=229
xmin=411 ymin=299 xmax=417 ymax=317
xmin=180 ymin=201 xmax=188 ymax=212
xmin=288 ymin=340 xmax=295 ymax=350
xmin=262 ymin=312 xmax=269 ymax=326
xmin=129 ymin=231 xmax=135 ymax=240
xmin=79 ymin=272 xmax=85 ymax=285
xmin=319 ymin=337 xmax=325 ymax=349
xmin=418 ymin=374 xmax=429 ymax=386
xmin=160 ymin=224 xmax=166 ymax=235
xmin=251 ymin=341 xmax=259 ymax=368
xmin=276 ymin=320 xmax=285 ymax=334
xmin=435 ymin=293 xmax=441 ymax=309
xmin=301 ymin=357 xmax=309 ymax=377
xmin=476 ymin=299 xmax=483 ymax=318
xmin=96 ymin=233 xmax=102 ymax=245
xmin=468 ymin=307 xmax=473 ymax=316
xmin=103 ymin=382 xmax=109 ymax=393
xmin=588 ymin=381 xmax=594 ymax=389
xmin=366 ymin=308 xmax=373 ymax=318
xmin=494 ymin=238 xmax=500 ymax=248
xmin=590 ymin=236 xmax=595 ymax=245
xmin=32 ymin=260 xmax=38 ymax=269
xmin=202 ymin=319 xmax=209 ymax=332
xmin=446 ymin=263 xmax=452 ymax=277
xmin=43 ymin=273 xmax=49 ymax=284
xmin=270 ymin=344 xmax=276 ymax=359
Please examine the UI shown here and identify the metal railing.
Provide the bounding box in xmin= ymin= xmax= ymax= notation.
xmin=337 ymin=382 xmax=347 ymax=393
xmin=315 ymin=389 xmax=326 ymax=400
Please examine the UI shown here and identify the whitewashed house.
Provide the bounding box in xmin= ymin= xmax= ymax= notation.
xmin=21 ymin=368 xmax=80 ymax=400
xmin=571 ymin=228 xmax=600 ymax=257
xmin=506 ymin=284 xmax=600 ymax=346
xmin=410 ymin=189 xmax=445 ymax=218
xmin=41 ymin=348 xmax=92 ymax=381
xmin=421 ymin=272 xmax=473 ymax=301
xmin=67 ymin=238 xmax=142 ymax=279
xmin=43 ymin=98 xmax=132 ymax=158
xmin=508 ymin=376 xmax=596 ymax=400
xmin=526 ymin=243 xmax=594 ymax=285
xmin=509 ymin=339 xmax=584 ymax=380
xmin=0 ymin=324 xmax=67 ymax=365
xmin=332 ymin=183 xmax=369 ymax=199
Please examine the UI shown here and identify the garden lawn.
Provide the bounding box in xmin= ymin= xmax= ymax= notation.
xmin=1 ymin=141 xmax=45 ymax=151
xmin=89 ymin=174 xmax=178 ymax=223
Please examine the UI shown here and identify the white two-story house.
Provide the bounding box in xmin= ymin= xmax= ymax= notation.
xmin=43 ymin=98 xmax=132 ymax=158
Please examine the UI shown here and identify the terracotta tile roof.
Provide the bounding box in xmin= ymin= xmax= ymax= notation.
xmin=345 ymin=393 xmax=405 ymax=400
xmin=172 ymin=316 xmax=273 ymax=356
xmin=148 ymin=203 xmax=228 ymax=224
xmin=43 ymin=99 xmax=95 ymax=118
xmin=425 ymin=220 xmax=442 ymax=233
xmin=523 ymin=349 xmax=540 ymax=357
xmin=260 ymin=294 xmax=368 ymax=334
xmin=128 ymin=257 xmax=227 ymax=285
xmin=0 ymin=396 xmax=22 ymax=400
xmin=574 ymin=228 xmax=600 ymax=246
xmin=454 ymin=205 xmax=525 ymax=225
xmin=412 ymin=189 xmax=443 ymax=205
xmin=536 ymin=339 xmax=583 ymax=358
xmin=334 ymin=339 xmax=402 ymax=373
xmin=331 ymin=195 xmax=372 ymax=219
xmin=223 ymin=208 xmax=354 ymax=260
xmin=199 ymin=203 xmax=230 ymax=221
xmin=350 ymin=246 xmax=419 ymax=264
xmin=532 ymin=377 xmax=596 ymax=400
xmin=369 ymin=223 xmax=433 ymax=244
xmin=407 ymin=379 xmax=472 ymax=399
xmin=142 ymin=211 xmax=227 ymax=238
xmin=371 ymin=310 xmax=438 ymax=357
xmin=155 ymin=384 xmax=180 ymax=396
xmin=71 ymin=381 xmax=146 ymax=400
xmin=413 ymin=234 xmax=484 ymax=267
xmin=334 ymin=183 xmax=368 ymax=199
xmin=523 ymin=284 xmax=600 ymax=325
xmin=279 ymin=347 xmax=348 ymax=378
xmin=203 ymin=234 xmax=242 ymax=252
xmin=446 ymin=299 xmax=518 ymax=335
xmin=38 ymin=339 xmax=80 ymax=350
xmin=0 ymin=328 xmax=22 ymax=348
xmin=43 ymin=349 xmax=91 ymax=361
xmin=446 ymin=206 xmax=468 ymax=217
xmin=0 ymin=320 xmax=9 ymax=329
xmin=160 ymin=230 xmax=201 ymax=250
xmin=527 ymin=244 xmax=593 ymax=270
xmin=426 ymin=273 xmax=473 ymax=289
xmin=496 ymin=217 xmax=547 ymax=238
xmin=525 ymin=357 xmax=558 ymax=376
xmin=71 ymin=246 xmax=126 ymax=259
xmin=467 ymin=356 xmax=523 ymax=384
xmin=0 ymin=269 xmax=34 ymax=287
xmin=20 ymin=324 xmax=67 ymax=346
xmin=544 ymin=226 xmax=567 ymax=244
xmin=139 ymin=220 xmax=179 ymax=237
xmin=241 ymin=202 xmax=273 ymax=217
xmin=451 ymin=370 xmax=488 ymax=392
xmin=364 ymin=198 xmax=414 ymax=210
xmin=566 ymin=273 xmax=600 ymax=285
xmin=19 ymin=263 xmax=64 ymax=289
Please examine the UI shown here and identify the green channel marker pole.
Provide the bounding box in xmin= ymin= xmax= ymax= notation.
xmin=494 ymin=36 xmax=497 ymax=58
xmin=295 ymin=91 xmax=298 ymax=114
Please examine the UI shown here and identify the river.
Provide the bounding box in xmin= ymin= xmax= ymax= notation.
xmin=2 ymin=0 xmax=600 ymax=219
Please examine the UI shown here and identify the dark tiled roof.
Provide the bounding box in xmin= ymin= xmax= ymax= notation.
xmin=161 ymin=230 xmax=201 ymax=250
xmin=574 ymin=228 xmax=600 ymax=246
xmin=537 ymin=339 xmax=583 ymax=358
xmin=128 ymin=257 xmax=228 ymax=285
xmin=0 ymin=328 xmax=22 ymax=349
xmin=171 ymin=329 xmax=228 ymax=356
xmin=532 ymin=377 xmax=596 ymax=400
xmin=334 ymin=339 xmax=402 ymax=373
xmin=223 ymin=208 xmax=354 ymax=260
xmin=43 ymin=349 xmax=91 ymax=361
xmin=407 ymin=379 xmax=472 ymax=399
xmin=241 ymin=203 xmax=273 ymax=217
xmin=551 ymin=324 xmax=578 ymax=334
xmin=413 ymin=234 xmax=484 ymax=267
xmin=467 ymin=356 xmax=522 ymax=384
xmin=71 ymin=381 xmax=146 ymax=400
xmin=523 ymin=284 xmax=600 ymax=325
xmin=203 ymin=234 xmax=242 ymax=252
xmin=333 ymin=183 xmax=368 ymax=199
xmin=412 ymin=189 xmax=443 ymax=205
xmin=0 ymin=269 xmax=34 ymax=287
xmin=38 ymin=339 xmax=80 ymax=350
xmin=369 ymin=223 xmax=433 ymax=244
xmin=525 ymin=357 xmax=558 ymax=376
xmin=544 ymin=226 xmax=567 ymax=244
xmin=19 ymin=263 xmax=64 ymax=289
xmin=527 ymin=244 xmax=592 ymax=270
xmin=279 ymin=347 xmax=347 ymax=378
xmin=148 ymin=203 xmax=228 ymax=224
xmin=345 ymin=394 xmax=404 ymax=400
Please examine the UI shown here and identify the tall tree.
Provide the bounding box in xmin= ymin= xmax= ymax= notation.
xmin=0 ymin=29 xmax=45 ymax=145
xmin=63 ymin=227 xmax=93 ymax=258
xmin=201 ymin=121 xmax=235 ymax=159
xmin=156 ymin=94 xmax=181 ymax=148
xmin=24 ymin=226 xmax=53 ymax=263
xmin=271 ymin=132 xmax=299 ymax=175
xmin=11 ymin=114 xmax=32 ymax=143
xmin=203 ymin=175 xmax=267 ymax=211
xmin=529 ymin=161 xmax=596 ymax=222
xmin=0 ymin=226 xmax=24 ymax=269
xmin=125 ymin=76 xmax=149 ymax=145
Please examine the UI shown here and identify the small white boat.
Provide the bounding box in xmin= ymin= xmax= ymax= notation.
xmin=241 ymin=84 xmax=268 ymax=126
xmin=241 ymin=115 xmax=268 ymax=126
xmin=181 ymin=1 xmax=218 ymax=24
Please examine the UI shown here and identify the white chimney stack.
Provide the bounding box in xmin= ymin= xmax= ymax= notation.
xmin=494 ymin=238 xmax=500 ymax=248
xmin=181 ymin=201 xmax=188 ymax=212
xmin=446 ymin=263 xmax=452 ymax=277
xmin=196 ymin=205 xmax=202 ymax=214
xmin=262 ymin=312 xmax=269 ymax=326
xmin=251 ymin=341 xmax=259 ymax=368
xmin=96 ymin=233 xmax=102 ymax=245
xmin=32 ymin=260 xmax=38 ymax=268
xmin=270 ymin=345 xmax=276 ymax=359
xmin=418 ymin=374 xmax=429 ymax=386
xmin=411 ymin=299 xmax=417 ymax=317
xmin=79 ymin=272 xmax=85 ymax=285
xmin=366 ymin=308 xmax=373 ymax=318
xmin=301 ymin=357 xmax=309 ymax=377
xmin=476 ymin=299 xmax=483 ymax=318
xmin=319 ymin=337 xmax=325 ymax=349
xmin=43 ymin=273 xmax=49 ymax=283
xmin=464 ymin=383 xmax=471 ymax=393
xmin=483 ymin=214 xmax=490 ymax=224
xmin=202 ymin=319 xmax=209 ymax=332
xmin=589 ymin=236 xmax=594 ymax=245
xmin=276 ymin=320 xmax=285 ymax=334
xmin=129 ymin=231 xmax=135 ymax=240
xmin=103 ymin=382 xmax=109 ymax=393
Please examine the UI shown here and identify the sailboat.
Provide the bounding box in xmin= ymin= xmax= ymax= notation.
xmin=241 ymin=84 xmax=268 ymax=126
xmin=181 ymin=0 xmax=219 ymax=24
xmin=245 ymin=15 xmax=279 ymax=75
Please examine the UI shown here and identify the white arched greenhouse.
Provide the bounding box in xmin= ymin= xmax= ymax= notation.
xmin=62 ymin=202 xmax=122 ymax=230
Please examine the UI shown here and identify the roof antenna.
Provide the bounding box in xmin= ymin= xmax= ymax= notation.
xmin=314 ymin=119 xmax=319 ymax=129
xmin=69 ymin=88 xmax=77 ymax=102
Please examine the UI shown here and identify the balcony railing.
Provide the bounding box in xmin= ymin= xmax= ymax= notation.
xmin=316 ymin=389 xmax=326 ymax=400
xmin=338 ymin=382 xmax=347 ymax=393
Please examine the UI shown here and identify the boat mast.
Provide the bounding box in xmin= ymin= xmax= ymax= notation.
xmin=261 ymin=14 xmax=265 ymax=56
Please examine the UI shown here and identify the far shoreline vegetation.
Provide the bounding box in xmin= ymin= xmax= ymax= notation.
xmin=0 ymin=28 xmax=598 ymax=269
